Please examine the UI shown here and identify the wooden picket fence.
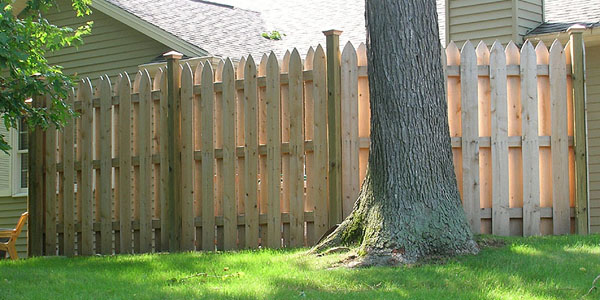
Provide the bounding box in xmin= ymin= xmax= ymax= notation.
xmin=28 ymin=35 xmax=579 ymax=256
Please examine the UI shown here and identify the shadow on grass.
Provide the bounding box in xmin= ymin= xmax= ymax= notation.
xmin=0 ymin=235 xmax=598 ymax=300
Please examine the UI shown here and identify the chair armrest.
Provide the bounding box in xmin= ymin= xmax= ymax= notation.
xmin=0 ymin=230 xmax=15 ymax=238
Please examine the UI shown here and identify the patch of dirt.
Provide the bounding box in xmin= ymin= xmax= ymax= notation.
xmin=475 ymin=236 xmax=507 ymax=249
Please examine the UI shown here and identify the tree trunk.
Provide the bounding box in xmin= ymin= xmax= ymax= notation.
xmin=312 ymin=0 xmax=478 ymax=266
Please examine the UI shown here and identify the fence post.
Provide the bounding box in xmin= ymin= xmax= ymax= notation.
xmin=569 ymin=25 xmax=589 ymax=234
xmin=164 ymin=51 xmax=183 ymax=251
xmin=28 ymin=93 xmax=45 ymax=256
xmin=324 ymin=30 xmax=343 ymax=227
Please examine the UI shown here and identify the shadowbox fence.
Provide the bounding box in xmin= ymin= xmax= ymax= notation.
xmin=28 ymin=32 xmax=587 ymax=256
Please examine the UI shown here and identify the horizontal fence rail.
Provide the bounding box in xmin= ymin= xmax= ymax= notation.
xmin=30 ymin=37 xmax=578 ymax=256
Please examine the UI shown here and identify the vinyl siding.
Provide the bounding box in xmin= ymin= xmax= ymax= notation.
xmin=586 ymin=45 xmax=600 ymax=233
xmin=44 ymin=0 xmax=172 ymax=82
xmin=447 ymin=0 xmax=543 ymax=46
xmin=447 ymin=0 xmax=514 ymax=46
xmin=0 ymin=196 xmax=27 ymax=258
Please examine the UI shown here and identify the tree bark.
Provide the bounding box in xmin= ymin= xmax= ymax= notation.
xmin=312 ymin=0 xmax=478 ymax=266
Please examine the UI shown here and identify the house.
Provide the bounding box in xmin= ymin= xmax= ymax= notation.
xmin=2 ymin=0 xmax=599 ymax=257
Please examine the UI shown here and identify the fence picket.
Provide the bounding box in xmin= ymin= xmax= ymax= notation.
xmin=357 ymin=43 xmax=370 ymax=187
xmin=520 ymin=41 xmax=541 ymax=236
xmin=222 ymin=58 xmax=238 ymax=250
xmin=281 ymin=51 xmax=291 ymax=247
xmin=549 ymin=40 xmax=570 ymax=234
xmin=489 ymin=42 xmax=510 ymax=236
xmin=201 ymin=61 xmax=216 ymax=251
xmin=181 ymin=63 xmax=195 ymax=251
xmin=460 ymin=41 xmax=480 ymax=234
xmin=476 ymin=42 xmax=491 ymax=233
xmin=98 ymin=75 xmax=113 ymax=254
xmin=158 ymin=68 xmax=169 ymax=251
xmin=78 ymin=78 xmax=94 ymax=255
xmin=288 ymin=49 xmax=305 ymax=247
xmin=117 ymin=73 xmax=133 ymax=253
xmin=215 ymin=60 xmax=225 ymax=251
xmin=341 ymin=42 xmax=359 ymax=219
xmin=258 ymin=54 xmax=268 ymax=246
xmin=45 ymin=95 xmax=57 ymax=255
xmin=193 ymin=62 xmax=204 ymax=250
xmin=446 ymin=42 xmax=462 ymax=200
xmin=236 ymin=57 xmax=246 ymax=247
xmin=244 ymin=56 xmax=259 ymax=248
xmin=266 ymin=52 xmax=282 ymax=249
xmin=313 ymin=45 xmax=329 ymax=240
xmin=506 ymin=41 xmax=523 ymax=236
xmin=303 ymin=47 xmax=315 ymax=246
xmin=63 ymin=89 xmax=75 ymax=256
xmin=138 ymin=70 xmax=153 ymax=253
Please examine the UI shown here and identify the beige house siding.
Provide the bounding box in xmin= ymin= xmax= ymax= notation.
xmin=586 ymin=45 xmax=600 ymax=233
xmin=0 ymin=196 xmax=27 ymax=258
xmin=447 ymin=0 xmax=514 ymax=45
xmin=517 ymin=0 xmax=544 ymax=38
xmin=45 ymin=0 xmax=172 ymax=81
xmin=446 ymin=0 xmax=543 ymax=46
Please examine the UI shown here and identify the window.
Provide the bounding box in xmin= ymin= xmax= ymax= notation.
xmin=13 ymin=119 xmax=28 ymax=194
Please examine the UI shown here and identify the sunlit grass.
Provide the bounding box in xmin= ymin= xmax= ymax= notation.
xmin=0 ymin=235 xmax=599 ymax=299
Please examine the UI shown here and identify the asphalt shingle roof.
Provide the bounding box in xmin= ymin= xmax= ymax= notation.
xmin=528 ymin=0 xmax=600 ymax=36
xmin=105 ymin=0 xmax=447 ymax=59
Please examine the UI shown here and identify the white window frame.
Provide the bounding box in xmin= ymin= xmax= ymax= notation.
xmin=11 ymin=120 xmax=28 ymax=196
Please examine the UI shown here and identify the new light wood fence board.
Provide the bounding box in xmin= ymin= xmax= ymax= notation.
xmin=32 ymin=39 xmax=578 ymax=257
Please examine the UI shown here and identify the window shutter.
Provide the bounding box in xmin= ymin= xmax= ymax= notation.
xmin=0 ymin=123 xmax=11 ymax=196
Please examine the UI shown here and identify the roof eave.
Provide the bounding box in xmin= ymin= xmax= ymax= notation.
xmin=526 ymin=25 xmax=600 ymax=47
xmin=92 ymin=0 xmax=209 ymax=57
xmin=11 ymin=0 xmax=209 ymax=57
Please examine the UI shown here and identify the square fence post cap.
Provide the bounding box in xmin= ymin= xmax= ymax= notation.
xmin=567 ymin=24 xmax=587 ymax=33
xmin=163 ymin=51 xmax=184 ymax=60
xmin=323 ymin=29 xmax=343 ymax=36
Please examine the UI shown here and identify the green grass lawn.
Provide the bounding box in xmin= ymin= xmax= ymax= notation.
xmin=0 ymin=235 xmax=599 ymax=300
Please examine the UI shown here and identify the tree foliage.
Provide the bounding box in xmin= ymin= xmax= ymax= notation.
xmin=0 ymin=0 xmax=92 ymax=152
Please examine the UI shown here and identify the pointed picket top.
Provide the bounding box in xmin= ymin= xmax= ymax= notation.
xmin=535 ymin=40 xmax=549 ymax=64
xmin=476 ymin=41 xmax=490 ymax=65
xmin=202 ymin=60 xmax=214 ymax=84
xmin=258 ymin=53 xmax=268 ymax=76
xmin=194 ymin=61 xmax=204 ymax=85
xmin=505 ymin=41 xmax=520 ymax=65
xmin=133 ymin=70 xmax=143 ymax=93
xmin=342 ymin=41 xmax=357 ymax=66
xmin=520 ymin=40 xmax=536 ymax=59
xmin=222 ymin=58 xmax=235 ymax=82
xmin=304 ymin=47 xmax=315 ymax=70
xmin=267 ymin=51 xmax=279 ymax=75
xmin=549 ymin=39 xmax=564 ymax=64
xmin=490 ymin=41 xmax=505 ymax=64
xmin=215 ymin=59 xmax=225 ymax=82
xmin=446 ymin=41 xmax=460 ymax=66
xmin=289 ymin=48 xmax=302 ymax=76
xmin=564 ymin=40 xmax=572 ymax=65
xmin=314 ymin=44 xmax=326 ymax=67
xmin=153 ymin=68 xmax=163 ymax=91
xmin=245 ymin=54 xmax=257 ymax=79
xmin=281 ymin=50 xmax=291 ymax=72
xmin=78 ymin=77 xmax=93 ymax=99
xmin=460 ymin=40 xmax=476 ymax=68
xmin=356 ymin=43 xmax=367 ymax=66
xmin=181 ymin=62 xmax=193 ymax=87
xmin=118 ymin=72 xmax=132 ymax=96
xmin=237 ymin=56 xmax=246 ymax=79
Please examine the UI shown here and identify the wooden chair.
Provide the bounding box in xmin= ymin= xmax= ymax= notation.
xmin=0 ymin=212 xmax=28 ymax=260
